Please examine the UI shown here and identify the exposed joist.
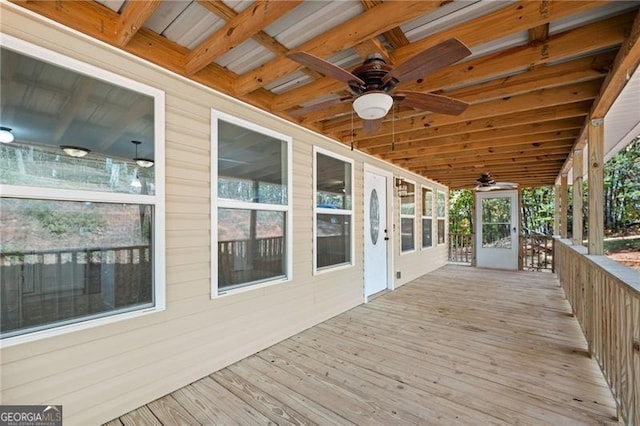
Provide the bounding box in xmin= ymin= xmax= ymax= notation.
xmin=359 ymin=0 xmax=409 ymax=49
xmin=274 ymin=1 xmax=610 ymax=113
xmin=326 ymin=79 xmax=601 ymax=136
xmin=380 ymin=127 xmax=581 ymax=161
xmin=233 ymin=1 xmax=442 ymax=95
xmin=114 ymin=0 xmax=161 ymax=47
xmin=393 ymin=1 xmax=603 ymax=62
xmin=322 ymin=13 xmax=630 ymax=134
xmin=591 ymin=8 xmax=640 ymax=118
xmin=185 ymin=1 xmax=302 ymax=75
xmin=352 ymin=101 xmax=590 ymax=150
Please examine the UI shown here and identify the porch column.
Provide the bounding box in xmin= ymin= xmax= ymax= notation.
xmin=572 ymin=150 xmax=584 ymax=246
xmin=560 ymin=174 xmax=568 ymax=239
xmin=587 ymin=119 xmax=604 ymax=255
xmin=553 ymin=184 xmax=561 ymax=236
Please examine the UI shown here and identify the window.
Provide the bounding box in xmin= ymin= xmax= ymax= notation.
xmin=422 ymin=187 xmax=433 ymax=248
xmin=212 ymin=111 xmax=291 ymax=295
xmin=314 ymin=148 xmax=353 ymax=271
xmin=0 ymin=35 xmax=165 ymax=343
xmin=437 ymin=190 xmax=446 ymax=245
xmin=482 ymin=197 xmax=512 ymax=248
xmin=400 ymin=180 xmax=416 ymax=252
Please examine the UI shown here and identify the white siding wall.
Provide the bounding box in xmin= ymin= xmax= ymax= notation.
xmin=0 ymin=5 xmax=448 ymax=424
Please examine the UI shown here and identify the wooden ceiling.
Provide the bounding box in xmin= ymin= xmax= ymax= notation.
xmin=11 ymin=0 xmax=640 ymax=189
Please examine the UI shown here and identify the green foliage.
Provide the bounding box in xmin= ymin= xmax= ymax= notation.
xmin=521 ymin=186 xmax=555 ymax=234
xmin=449 ymin=189 xmax=473 ymax=234
xmin=26 ymin=201 xmax=106 ymax=236
xmin=603 ymin=136 xmax=640 ymax=233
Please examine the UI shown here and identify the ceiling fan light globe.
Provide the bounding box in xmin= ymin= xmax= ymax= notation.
xmin=353 ymin=92 xmax=393 ymax=120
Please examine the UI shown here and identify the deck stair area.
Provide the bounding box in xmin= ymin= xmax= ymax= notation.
xmin=107 ymin=265 xmax=620 ymax=425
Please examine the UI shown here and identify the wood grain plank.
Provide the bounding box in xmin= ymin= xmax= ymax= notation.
xmin=115 ymin=265 xmax=618 ymax=425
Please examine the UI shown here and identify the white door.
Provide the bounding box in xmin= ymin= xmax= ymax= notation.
xmin=364 ymin=170 xmax=389 ymax=297
xmin=475 ymin=190 xmax=519 ymax=270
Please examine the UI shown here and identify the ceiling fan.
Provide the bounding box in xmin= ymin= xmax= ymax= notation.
xmin=286 ymin=38 xmax=472 ymax=132
xmin=474 ymin=172 xmax=518 ymax=191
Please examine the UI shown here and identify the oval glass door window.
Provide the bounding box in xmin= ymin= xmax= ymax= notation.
xmin=370 ymin=189 xmax=380 ymax=244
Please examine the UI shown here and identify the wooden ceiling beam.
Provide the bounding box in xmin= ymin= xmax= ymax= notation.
xmin=274 ymin=1 xmax=613 ymax=113
xmin=327 ymin=79 xmax=601 ymax=136
xmin=376 ymin=130 xmax=578 ymax=161
xmin=401 ymin=148 xmax=572 ymax=169
xmin=301 ymin=51 xmax=609 ymax=126
xmin=377 ymin=126 xmax=581 ymax=159
xmin=558 ymin=8 xmax=640 ymax=177
xmin=360 ymin=0 xmax=410 ymax=49
xmin=352 ymin=101 xmax=590 ymax=150
xmin=233 ymin=1 xmax=442 ymax=95
xmin=414 ymin=154 xmax=570 ymax=172
xmin=591 ymin=8 xmax=640 ymax=118
xmin=422 ymin=142 xmax=576 ymax=164
xmin=420 ymin=163 xmax=565 ymax=180
xmin=353 ymin=37 xmax=393 ymax=64
xmin=114 ymin=0 xmax=161 ymax=47
xmin=185 ymin=1 xmax=302 ymax=75
xmin=393 ymin=1 xmax=603 ymax=63
xmin=322 ymin=13 xmax=630 ymax=134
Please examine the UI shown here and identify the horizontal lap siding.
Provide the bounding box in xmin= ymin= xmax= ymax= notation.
xmin=0 ymin=5 xmax=446 ymax=425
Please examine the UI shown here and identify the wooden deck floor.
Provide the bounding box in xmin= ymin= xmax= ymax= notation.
xmin=108 ymin=265 xmax=619 ymax=425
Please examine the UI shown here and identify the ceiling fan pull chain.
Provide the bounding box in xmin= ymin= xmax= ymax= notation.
xmin=391 ymin=104 xmax=396 ymax=151
xmin=350 ymin=110 xmax=354 ymax=151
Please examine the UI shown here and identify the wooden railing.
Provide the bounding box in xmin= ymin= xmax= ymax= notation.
xmin=520 ymin=233 xmax=554 ymax=272
xmin=1 ymin=245 xmax=152 ymax=335
xmin=555 ymin=238 xmax=640 ymax=425
xmin=448 ymin=233 xmax=473 ymax=264
xmin=218 ymin=236 xmax=285 ymax=286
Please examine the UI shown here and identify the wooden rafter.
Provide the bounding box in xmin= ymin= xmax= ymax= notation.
xmin=185 ymin=1 xmax=302 ymax=75
xmin=114 ymin=0 xmax=161 ymax=47
xmin=359 ymin=0 xmax=409 ymax=49
xmin=233 ymin=1 xmax=442 ymax=95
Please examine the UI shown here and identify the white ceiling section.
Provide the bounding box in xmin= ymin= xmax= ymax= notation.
xmin=604 ymin=65 xmax=640 ymax=162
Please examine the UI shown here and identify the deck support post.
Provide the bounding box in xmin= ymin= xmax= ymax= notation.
xmin=553 ymin=184 xmax=561 ymax=236
xmin=560 ymin=174 xmax=568 ymax=239
xmin=572 ymin=150 xmax=584 ymax=247
xmin=587 ymin=119 xmax=604 ymax=255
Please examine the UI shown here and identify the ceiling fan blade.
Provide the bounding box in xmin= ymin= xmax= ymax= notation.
xmin=287 ymin=52 xmax=365 ymax=86
xmin=363 ymin=118 xmax=382 ymax=133
xmin=289 ymin=95 xmax=352 ymax=118
xmin=398 ymin=91 xmax=469 ymax=115
xmin=382 ymin=38 xmax=471 ymax=85
xmin=495 ymin=182 xmax=518 ymax=188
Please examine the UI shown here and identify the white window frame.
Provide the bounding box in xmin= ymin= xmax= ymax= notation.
xmin=400 ymin=178 xmax=416 ymax=254
xmin=0 ymin=34 xmax=166 ymax=347
xmin=211 ymin=110 xmax=293 ymax=297
xmin=313 ymin=146 xmax=355 ymax=274
xmin=421 ymin=185 xmax=434 ymax=250
xmin=437 ymin=189 xmax=447 ymax=246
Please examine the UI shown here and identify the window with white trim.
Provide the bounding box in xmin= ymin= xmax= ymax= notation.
xmin=400 ymin=180 xmax=416 ymax=252
xmin=314 ymin=148 xmax=353 ymax=271
xmin=422 ymin=186 xmax=433 ymax=248
xmin=212 ymin=111 xmax=291 ymax=294
xmin=0 ymin=36 xmax=165 ymax=343
xmin=437 ymin=190 xmax=447 ymax=245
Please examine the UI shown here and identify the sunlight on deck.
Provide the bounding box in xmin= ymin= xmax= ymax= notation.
xmin=108 ymin=265 xmax=618 ymax=425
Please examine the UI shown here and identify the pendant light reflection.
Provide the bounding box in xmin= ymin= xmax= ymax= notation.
xmin=60 ymin=145 xmax=90 ymax=157
xmin=132 ymin=140 xmax=154 ymax=168
xmin=0 ymin=127 xmax=15 ymax=143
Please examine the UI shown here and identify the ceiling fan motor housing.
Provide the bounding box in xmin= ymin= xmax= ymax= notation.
xmin=349 ymin=55 xmax=397 ymax=95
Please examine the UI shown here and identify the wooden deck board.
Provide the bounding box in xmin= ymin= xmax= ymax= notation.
xmin=108 ymin=265 xmax=619 ymax=425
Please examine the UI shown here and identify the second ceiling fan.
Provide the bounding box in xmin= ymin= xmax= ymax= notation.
xmin=287 ymin=38 xmax=472 ymax=132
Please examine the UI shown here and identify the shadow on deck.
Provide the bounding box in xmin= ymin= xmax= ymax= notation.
xmin=107 ymin=265 xmax=618 ymax=425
